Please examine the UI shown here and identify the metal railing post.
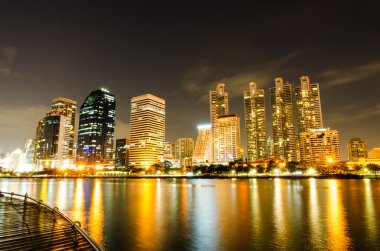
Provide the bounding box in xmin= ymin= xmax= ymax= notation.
xmin=24 ymin=193 xmax=28 ymax=204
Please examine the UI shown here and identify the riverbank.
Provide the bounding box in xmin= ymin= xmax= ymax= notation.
xmin=1 ymin=173 xmax=379 ymax=179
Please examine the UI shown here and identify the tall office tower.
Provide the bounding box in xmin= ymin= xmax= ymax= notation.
xmin=295 ymin=76 xmax=323 ymax=133
xmin=244 ymin=82 xmax=267 ymax=162
xmin=270 ymin=77 xmax=297 ymax=161
xmin=347 ymin=138 xmax=367 ymax=161
xmin=129 ymin=94 xmax=165 ymax=168
xmin=34 ymin=113 xmax=73 ymax=167
xmin=115 ymin=138 xmax=127 ymax=167
xmin=193 ymin=125 xmax=212 ymax=165
xmin=175 ymin=138 xmax=194 ymax=167
xmin=213 ymin=115 xmax=241 ymax=163
xmin=34 ymin=97 xmax=77 ymax=168
xmin=50 ymin=97 xmax=77 ymax=156
xmin=164 ymin=142 xmax=175 ymax=159
xmin=266 ymin=137 xmax=274 ymax=158
xmin=299 ymin=128 xmax=341 ymax=166
xmin=209 ymin=83 xmax=229 ymax=127
xmin=77 ymin=88 xmax=116 ymax=165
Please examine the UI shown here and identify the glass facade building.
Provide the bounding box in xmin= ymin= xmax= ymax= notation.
xmin=270 ymin=77 xmax=297 ymax=162
xmin=244 ymin=82 xmax=267 ymax=162
xmin=77 ymin=88 xmax=116 ymax=166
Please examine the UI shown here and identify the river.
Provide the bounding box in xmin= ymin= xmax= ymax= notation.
xmin=1 ymin=178 xmax=379 ymax=250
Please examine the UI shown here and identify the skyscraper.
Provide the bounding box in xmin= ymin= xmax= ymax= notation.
xmin=270 ymin=77 xmax=297 ymax=161
xmin=115 ymin=138 xmax=127 ymax=167
xmin=209 ymin=83 xmax=229 ymax=127
xmin=299 ymin=128 xmax=341 ymax=166
xmin=213 ymin=114 xmax=241 ymax=163
xmin=244 ymin=82 xmax=267 ymax=162
xmin=193 ymin=125 xmax=212 ymax=165
xmin=295 ymin=76 xmax=323 ymax=133
xmin=34 ymin=97 xmax=77 ymax=168
xmin=77 ymin=88 xmax=115 ymax=166
xmin=129 ymin=94 xmax=165 ymax=168
xmin=175 ymin=138 xmax=194 ymax=167
xmin=347 ymin=138 xmax=367 ymax=161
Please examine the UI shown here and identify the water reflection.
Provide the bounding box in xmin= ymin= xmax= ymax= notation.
xmin=89 ymin=179 xmax=104 ymax=247
xmin=364 ymin=179 xmax=377 ymax=242
xmin=308 ymin=178 xmax=323 ymax=249
xmin=72 ymin=179 xmax=85 ymax=225
xmin=273 ymin=178 xmax=287 ymax=248
xmin=327 ymin=180 xmax=351 ymax=250
xmin=0 ymin=178 xmax=379 ymax=250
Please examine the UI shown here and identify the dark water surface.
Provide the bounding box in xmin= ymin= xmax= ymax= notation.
xmin=1 ymin=178 xmax=379 ymax=250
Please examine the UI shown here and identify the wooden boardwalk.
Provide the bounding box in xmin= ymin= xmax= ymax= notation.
xmin=0 ymin=192 xmax=102 ymax=251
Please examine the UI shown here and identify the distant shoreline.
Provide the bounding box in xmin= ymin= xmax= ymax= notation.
xmin=1 ymin=174 xmax=379 ymax=179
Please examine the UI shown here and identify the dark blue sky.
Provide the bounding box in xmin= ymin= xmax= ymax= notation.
xmin=0 ymin=2 xmax=379 ymax=159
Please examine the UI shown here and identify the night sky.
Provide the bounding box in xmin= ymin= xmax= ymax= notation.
xmin=0 ymin=2 xmax=379 ymax=159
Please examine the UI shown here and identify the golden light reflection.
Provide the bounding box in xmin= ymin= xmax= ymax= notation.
xmin=89 ymin=179 xmax=104 ymax=247
xmin=308 ymin=178 xmax=323 ymax=249
xmin=56 ymin=180 xmax=67 ymax=210
xmin=364 ymin=179 xmax=377 ymax=241
xmin=135 ymin=180 xmax=157 ymax=250
xmin=327 ymin=180 xmax=351 ymax=250
xmin=273 ymin=178 xmax=287 ymax=245
xmin=72 ymin=179 xmax=85 ymax=225
xmin=39 ymin=179 xmax=48 ymax=202
xmin=251 ymin=179 xmax=261 ymax=237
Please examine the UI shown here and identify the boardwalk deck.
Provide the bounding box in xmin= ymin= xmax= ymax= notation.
xmin=0 ymin=192 xmax=102 ymax=251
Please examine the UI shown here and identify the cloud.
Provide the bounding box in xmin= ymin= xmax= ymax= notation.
xmin=0 ymin=46 xmax=20 ymax=77
xmin=182 ymin=51 xmax=299 ymax=102
xmin=3 ymin=47 xmax=18 ymax=64
xmin=325 ymin=103 xmax=380 ymax=124
xmin=0 ymin=104 xmax=49 ymax=152
xmin=318 ymin=61 xmax=380 ymax=88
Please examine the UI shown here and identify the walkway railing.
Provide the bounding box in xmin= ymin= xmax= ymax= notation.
xmin=0 ymin=191 xmax=103 ymax=251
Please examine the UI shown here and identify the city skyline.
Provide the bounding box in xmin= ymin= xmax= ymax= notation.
xmin=0 ymin=2 xmax=379 ymax=159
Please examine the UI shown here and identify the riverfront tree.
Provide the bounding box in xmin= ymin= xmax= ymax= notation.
xmin=367 ymin=164 xmax=380 ymax=172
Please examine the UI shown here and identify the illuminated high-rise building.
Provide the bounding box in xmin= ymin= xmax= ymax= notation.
xmin=295 ymin=76 xmax=323 ymax=133
xmin=209 ymin=83 xmax=229 ymax=127
xmin=115 ymin=138 xmax=127 ymax=167
xmin=244 ymin=82 xmax=267 ymax=161
xmin=34 ymin=97 xmax=77 ymax=168
xmin=347 ymin=138 xmax=367 ymax=161
xmin=77 ymin=88 xmax=115 ymax=165
xmin=299 ymin=128 xmax=341 ymax=166
xmin=129 ymin=94 xmax=165 ymax=168
xmin=164 ymin=142 xmax=175 ymax=159
xmin=175 ymin=138 xmax=194 ymax=167
xmin=193 ymin=125 xmax=212 ymax=165
xmin=270 ymin=77 xmax=297 ymax=161
xmin=213 ymin=114 xmax=241 ymax=163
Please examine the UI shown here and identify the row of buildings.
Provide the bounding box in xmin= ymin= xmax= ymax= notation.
xmin=27 ymin=75 xmax=374 ymax=171
xmin=192 ymin=76 xmax=341 ymax=166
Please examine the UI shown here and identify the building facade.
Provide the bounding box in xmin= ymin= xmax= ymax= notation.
xmin=213 ymin=115 xmax=241 ymax=163
xmin=244 ymin=82 xmax=267 ymax=162
xmin=299 ymin=128 xmax=341 ymax=166
xmin=270 ymin=77 xmax=297 ymax=161
xmin=115 ymin=138 xmax=127 ymax=167
xmin=193 ymin=125 xmax=212 ymax=165
xmin=34 ymin=97 xmax=77 ymax=169
xmin=347 ymin=138 xmax=367 ymax=161
xmin=77 ymin=88 xmax=116 ymax=166
xmin=294 ymin=76 xmax=323 ymax=133
xmin=175 ymin=138 xmax=194 ymax=167
xmin=129 ymin=94 xmax=165 ymax=168
xmin=209 ymin=83 xmax=229 ymax=127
